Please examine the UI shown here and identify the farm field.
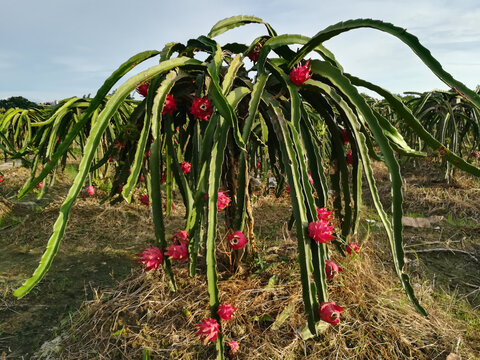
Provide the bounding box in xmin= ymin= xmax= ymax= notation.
xmin=1 ymin=158 xmax=479 ymax=359
xmin=2 ymin=13 xmax=480 ymax=360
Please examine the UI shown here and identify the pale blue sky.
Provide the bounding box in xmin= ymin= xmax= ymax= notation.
xmin=1 ymin=0 xmax=480 ymax=102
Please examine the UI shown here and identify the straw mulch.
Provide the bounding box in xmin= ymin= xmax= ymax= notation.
xmin=53 ymin=236 xmax=478 ymax=360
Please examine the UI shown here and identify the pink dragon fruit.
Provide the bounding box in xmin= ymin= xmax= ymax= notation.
xmin=190 ymin=96 xmax=213 ymax=121
xmin=346 ymin=242 xmax=360 ymax=255
xmin=217 ymin=191 xmax=231 ymax=212
xmin=217 ymin=303 xmax=235 ymax=321
xmin=228 ymin=231 xmax=248 ymax=250
xmin=319 ymin=301 xmax=343 ymax=325
xmin=172 ymin=230 xmax=189 ymax=243
xmin=162 ymin=94 xmax=177 ymax=115
xmin=290 ymin=60 xmax=312 ymax=86
xmin=325 ymin=259 xmax=343 ymax=280
xmin=316 ymin=207 xmax=334 ymax=222
xmin=196 ymin=318 xmax=220 ymax=343
xmin=140 ymin=194 xmax=150 ymax=206
xmin=136 ymin=246 xmax=163 ymax=271
xmin=87 ymin=185 xmax=95 ymax=196
xmin=165 ymin=240 xmax=188 ymax=263
xmin=180 ymin=161 xmax=191 ymax=174
xmin=307 ymin=220 xmax=335 ymax=244
xmin=136 ymin=82 xmax=149 ymax=97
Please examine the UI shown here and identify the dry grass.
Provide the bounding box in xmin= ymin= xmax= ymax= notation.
xmin=2 ymin=159 xmax=479 ymax=359
xmin=54 ymin=220 xmax=479 ymax=359
xmin=369 ymin=159 xmax=480 ymax=220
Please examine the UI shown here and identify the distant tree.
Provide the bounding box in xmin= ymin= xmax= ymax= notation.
xmin=108 ymin=88 xmax=134 ymax=100
xmin=0 ymin=96 xmax=39 ymax=110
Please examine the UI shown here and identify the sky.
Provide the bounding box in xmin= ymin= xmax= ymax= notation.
xmin=1 ymin=0 xmax=480 ymax=103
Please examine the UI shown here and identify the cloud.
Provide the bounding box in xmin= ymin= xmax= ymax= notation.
xmin=0 ymin=51 xmax=18 ymax=70
xmin=1 ymin=0 xmax=480 ymax=101
xmin=51 ymin=55 xmax=110 ymax=74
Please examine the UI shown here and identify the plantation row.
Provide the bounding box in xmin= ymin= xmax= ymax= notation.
xmin=2 ymin=15 xmax=480 ymax=359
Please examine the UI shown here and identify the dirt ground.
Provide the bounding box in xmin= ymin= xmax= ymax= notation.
xmin=0 ymin=167 xmax=157 ymax=358
xmin=0 ymin=158 xmax=479 ymax=359
xmin=368 ymin=159 xmax=480 ymax=307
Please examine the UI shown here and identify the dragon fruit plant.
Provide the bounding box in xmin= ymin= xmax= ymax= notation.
xmin=0 ymin=107 xmax=46 ymax=154
xmin=11 ymin=15 xmax=480 ymax=359
xmin=0 ymin=96 xmax=137 ymax=199
xmin=392 ymin=89 xmax=480 ymax=182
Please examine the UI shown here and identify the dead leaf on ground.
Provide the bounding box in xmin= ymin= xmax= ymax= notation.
xmin=446 ymin=353 xmax=461 ymax=360
xmin=402 ymin=215 xmax=444 ymax=228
